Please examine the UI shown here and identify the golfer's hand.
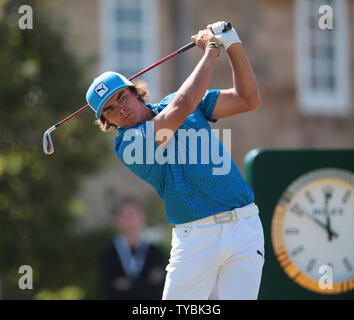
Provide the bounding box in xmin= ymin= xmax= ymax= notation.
xmin=207 ymin=21 xmax=241 ymax=50
xmin=190 ymin=29 xmax=217 ymax=51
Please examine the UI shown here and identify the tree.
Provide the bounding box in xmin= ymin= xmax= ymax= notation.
xmin=0 ymin=0 xmax=110 ymax=299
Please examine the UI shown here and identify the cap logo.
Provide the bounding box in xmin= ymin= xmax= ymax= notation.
xmin=94 ymin=82 xmax=109 ymax=98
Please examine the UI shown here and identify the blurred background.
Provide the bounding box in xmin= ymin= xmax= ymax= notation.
xmin=0 ymin=0 xmax=352 ymax=299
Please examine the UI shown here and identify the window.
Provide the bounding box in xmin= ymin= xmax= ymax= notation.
xmin=99 ymin=0 xmax=161 ymax=102
xmin=295 ymin=0 xmax=351 ymax=116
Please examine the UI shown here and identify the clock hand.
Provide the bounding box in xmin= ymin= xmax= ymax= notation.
xmin=301 ymin=208 xmax=338 ymax=238
xmin=326 ymin=215 xmax=332 ymax=241
xmin=323 ymin=186 xmax=334 ymax=241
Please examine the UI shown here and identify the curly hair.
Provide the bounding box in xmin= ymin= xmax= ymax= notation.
xmin=94 ymin=80 xmax=149 ymax=132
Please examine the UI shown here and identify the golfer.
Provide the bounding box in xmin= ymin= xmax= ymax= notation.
xmin=86 ymin=21 xmax=264 ymax=300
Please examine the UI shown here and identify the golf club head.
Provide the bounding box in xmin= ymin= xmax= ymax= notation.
xmin=43 ymin=129 xmax=54 ymax=155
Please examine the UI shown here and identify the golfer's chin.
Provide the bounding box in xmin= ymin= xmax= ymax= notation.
xmin=121 ymin=116 xmax=139 ymax=128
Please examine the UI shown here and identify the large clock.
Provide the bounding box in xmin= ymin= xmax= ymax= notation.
xmin=244 ymin=148 xmax=354 ymax=299
xmin=271 ymin=168 xmax=354 ymax=294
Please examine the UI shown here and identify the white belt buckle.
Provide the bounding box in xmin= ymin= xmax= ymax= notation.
xmin=213 ymin=211 xmax=235 ymax=224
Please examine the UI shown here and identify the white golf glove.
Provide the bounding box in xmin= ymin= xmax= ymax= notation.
xmin=207 ymin=21 xmax=241 ymax=50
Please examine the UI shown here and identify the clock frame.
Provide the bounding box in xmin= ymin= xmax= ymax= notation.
xmin=271 ymin=168 xmax=354 ymax=294
xmin=244 ymin=148 xmax=354 ymax=299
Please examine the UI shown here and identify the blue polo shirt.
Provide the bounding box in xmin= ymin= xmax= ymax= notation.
xmin=114 ymin=90 xmax=255 ymax=224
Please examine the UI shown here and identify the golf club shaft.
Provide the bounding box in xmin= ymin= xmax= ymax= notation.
xmin=53 ymin=42 xmax=196 ymax=129
xmin=49 ymin=22 xmax=232 ymax=129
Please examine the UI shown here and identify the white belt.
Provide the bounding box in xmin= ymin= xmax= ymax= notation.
xmin=176 ymin=203 xmax=259 ymax=227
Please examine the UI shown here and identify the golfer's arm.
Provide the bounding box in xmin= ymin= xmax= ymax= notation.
xmin=153 ymin=48 xmax=218 ymax=147
xmin=211 ymin=43 xmax=261 ymax=120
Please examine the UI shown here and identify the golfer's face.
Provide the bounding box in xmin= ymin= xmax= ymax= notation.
xmin=101 ymin=88 xmax=141 ymax=127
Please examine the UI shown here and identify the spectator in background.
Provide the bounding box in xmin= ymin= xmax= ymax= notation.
xmin=98 ymin=197 xmax=167 ymax=299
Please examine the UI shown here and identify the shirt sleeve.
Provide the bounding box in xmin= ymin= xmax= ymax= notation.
xmin=197 ymin=89 xmax=220 ymax=123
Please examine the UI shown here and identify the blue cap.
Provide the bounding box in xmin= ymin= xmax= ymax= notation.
xmin=86 ymin=71 xmax=133 ymax=118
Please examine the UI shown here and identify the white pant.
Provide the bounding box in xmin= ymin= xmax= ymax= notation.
xmin=162 ymin=204 xmax=265 ymax=300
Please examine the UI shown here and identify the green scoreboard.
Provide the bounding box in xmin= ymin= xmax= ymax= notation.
xmin=244 ymin=149 xmax=354 ymax=299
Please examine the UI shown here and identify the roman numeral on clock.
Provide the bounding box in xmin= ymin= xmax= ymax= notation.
xmin=342 ymin=190 xmax=351 ymax=204
xmin=290 ymin=203 xmax=304 ymax=217
xmin=285 ymin=228 xmax=299 ymax=235
xmin=306 ymin=258 xmax=317 ymax=273
xmin=343 ymin=257 xmax=353 ymax=271
xmin=305 ymin=190 xmax=315 ymax=204
xmin=291 ymin=245 xmax=304 ymax=257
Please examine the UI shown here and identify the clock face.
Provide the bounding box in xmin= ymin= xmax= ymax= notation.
xmin=271 ymin=168 xmax=354 ymax=294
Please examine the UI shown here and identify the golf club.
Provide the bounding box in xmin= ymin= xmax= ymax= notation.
xmin=43 ymin=22 xmax=232 ymax=155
